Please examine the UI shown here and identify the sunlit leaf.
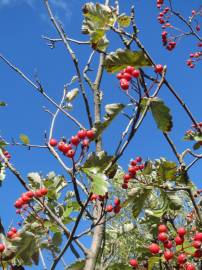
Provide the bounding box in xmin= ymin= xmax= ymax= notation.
xmin=19 ymin=134 xmax=30 ymax=145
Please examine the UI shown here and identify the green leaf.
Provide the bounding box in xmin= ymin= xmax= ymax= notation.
xmin=19 ymin=134 xmax=30 ymax=145
xmin=193 ymin=142 xmax=201 ymax=150
xmin=107 ymin=263 xmax=131 ymax=270
xmin=104 ymin=49 xmax=152 ymax=73
xmin=94 ymin=103 xmax=125 ymax=139
xmin=117 ymin=14 xmax=131 ymax=27
xmin=52 ymin=232 xmax=62 ymax=247
xmin=66 ymin=259 xmax=85 ymax=270
xmin=148 ymin=256 xmax=160 ymax=270
xmin=0 ymin=101 xmax=6 ymax=107
xmin=92 ymin=35 xmax=109 ymax=52
xmin=65 ymin=88 xmax=79 ymax=102
xmin=142 ymin=161 xmax=153 ymax=175
xmin=150 ymin=98 xmax=173 ymax=132
xmin=127 ymin=186 xmax=152 ymax=218
xmin=155 ymin=159 xmax=177 ymax=182
xmin=176 ymin=241 xmax=196 ymax=254
xmin=27 ymin=172 xmax=41 ymax=188
xmin=87 ymin=171 xmax=109 ymax=195
xmin=0 ymin=140 xmax=7 ymax=148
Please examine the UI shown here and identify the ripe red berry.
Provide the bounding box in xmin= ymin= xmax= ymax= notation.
xmin=66 ymin=149 xmax=75 ymax=158
xmin=125 ymin=66 xmax=134 ymax=74
xmin=90 ymin=194 xmax=98 ymax=201
xmin=129 ymin=259 xmax=138 ymax=268
xmin=71 ymin=136 xmax=80 ymax=146
xmin=77 ymin=130 xmax=87 ymax=139
xmin=135 ymin=156 xmax=142 ymax=163
xmin=132 ymin=69 xmax=140 ymax=78
xmin=35 ymin=190 xmax=43 ymax=198
xmin=164 ymin=250 xmax=174 ymax=261
xmin=114 ymin=198 xmax=120 ymax=206
xmin=0 ymin=243 xmax=5 ymax=253
xmin=49 ymin=138 xmax=57 ymax=147
xmin=122 ymin=72 xmax=132 ymax=81
xmin=193 ymin=240 xmax=201 ymax=249
xmin=7 ymin=231 xmax=14 ymax=238
xmin=82 ymin=139 xmax=89 ymax=147
xmin=106 ymin=205 xmax=113 ymax=213
xmin=113 ymin=205 xmax=121 ymax=214
xmin=149 ymin=243 xmax=160 ymax=254
xmin=123 ymin=174 xmax=132 ymax=183
xmin=164 ymin=240 xmax=172 ymax=249
xmin=26 ymin=191 xmax=34 ymax=198
xmin=40 ymin=187 xmax=48 ymax=196
xmin=58 ymin=141 xmax=65 ymax=152
xmin=86 ymin=130 xmax=95 ymax=139
xmin=194 ymin=249 xmax=202 ymax=258
xmin=155 ymin=64 xmax=163 ymax=74
xmin=21 ymin=194 xmax=30 ymax=204
xmin=177 ymin=227 xmax=186 ymax=237
xmin=158 ymin=232 xmax=168 ymax=242
xmin=185 ymin=263 xmax=196 ymax=270
xmin=158 ymin=224 xmax=167 ymax=233
xmin=174 ymin=236 xmax=184 ymax=245
xmin=11 ymin=227 xmax=17 ymax=233
xmin=130 ymin=160 xmax=137 ymax=166
xmin=116 ymin=72 xmax=124 ymax=80
xmin=14 ymin=199 xmax=23 ymax=209
xmin=120 ymin=79 xmax=129 ymax=90
xmin=177 ymin=253 xmax=187 ymax=265
xmin=62 ymin=143 xmax=72 ymax=153
xmin=128 ymin=166 xmax=137 ymax=175
xmin=122 ymin=183 xmax=128 ymax=189
xmin=194 ymin=232 xmax=202 ymax=242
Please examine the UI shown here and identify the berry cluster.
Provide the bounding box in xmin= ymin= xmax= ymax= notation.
xmin=187 ymin=51 xmax=202 ymax=69
xmin=106 ymin=197 xmax=122 ymax=214
xmin=116 ymin=65 xmax=164 ymax=91
xmin=49 ymin=129 xmax=95 ymax=159
xmin=148 ymin=224 xmax=202 ymax=269
xmin=156 ymin=0 xmax=164 ymax=9
xmin=0 ymin=243 xmax=5 ymax=253
xmin=14 ymin=188 xmax=48 ymax=209
xmin=7 ymin=227 xmax=19 ymax=239
xmin=116 ymin=66 xmax=140 ymax=91
xmin=90 ymin=193 xmax=108 ymax=202
xmin=122 ymin=156 xmax=144 ymax=190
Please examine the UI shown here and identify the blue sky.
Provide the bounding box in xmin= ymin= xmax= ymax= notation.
xmin=0 ymin=0 xmax=202 ymax=269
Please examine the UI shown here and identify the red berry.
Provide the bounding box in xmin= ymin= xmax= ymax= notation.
xmin=35 ymin=190 xmax=43 ymax=198
xmin=130 ymin=160 xmax=137 ymax=166
xmin=66 ymin=149 xmax=75 ymax=158
xmin=21 ymin=194 xmax=30 ymax=204
xmin=114 ymin=198 xmax=120 ymax=206
xmin=120 ymin=79 xmax=129 ymax=90
xmin=90 ymin=194 xmax=98 ymax=201
xmin=0 ymin=243 xmax=5 ymax=253
xmin=113 ymin=205 xmax=121 ymax=214
xmin=128 ymin=166 xmax=137 ymax=175
xmin=129 ymin=259 xmax=138 ymax=268
xmin=116 ymin=72 xmax=124 ymax=80
xmin=106 ymin=205 xmax=113 ymax=213
xmin=7 ymin=231 xmax=14 ymax=238
xmin=62 ymin=143 xmax=72 ymax=153
xmin=185 ymin=264 xmax=196 ymax=270
xmin=158 ymin=224 xmax=167 ymax=233
xmin=14 ymin=199 xmax=23 ymax=209
xmin=40 ymin=188 xmax=48 ymax=196
xmin=77 ymin=130 xmax=87 ymax=139
xmin=25 ymin=191 xmax=34 ymax=198
xmin=123 ymin=174 xmax=132 ymax=183
xmin=177 ymin=227 xmax=186 ymax=237
xmin=58 ymin=141 xmax=65 ymax=152
xmin=192 ymin=241 xmax=201 ymax=249
xmin=82 ymin=139 xmax=89 ymax=147
xmin=164 ymin=240 xmax=172 ymax=249
xmin=132 ymin=69 xmax=140 ymax=78
xmin=49 ymin=138 xmax=57 ymax=147
xmin=11 ymin=227 xmax=17 ymax=233
xmin=177 ymin=253 xmax=187 ymax=265
xmin=86 ymin=130 xmax=95 ymax=139
xmin=125 ymin=66 xmax=134 ymax=74
xmin=155 ymin=64 xmax=163 ymax=74
xmin=71 ymin=136 xmax=80 ymax=146
xmin=139 ymin=164 xmax=145 ymax=170
xmin=194 ymin=232 xmax=202 ymax=241
xmin=122 ymin=183 xmax=128 ymax=189
xmin=164 ymin=250 xmax=174 ymax=261
xmin=135 ymin=156 xmax=142 ymax=163
xmin=122 ymin=72 xmax=132 ymax=81
xmin=149 ymin=243 xmax=160 ymax=254
xmin=158 ymin=232 xmax=168 ymax=242
xmin=174 ymin=236 xmax=184 ymax=245
xmin=194 ymin=249 xmax=202 ymax=258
